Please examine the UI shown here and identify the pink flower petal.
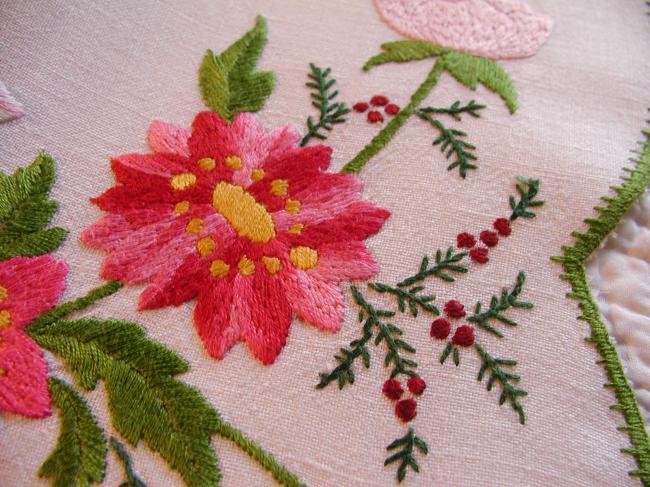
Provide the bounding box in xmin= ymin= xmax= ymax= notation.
xmin=315 ymin=241 xmax=381 ymax=282
xmin=0 ymin=328 xmax=51 ymax=418
xmin=147 ymin=120 xmax=191 ymax=157
xmin=0 ymin=81 xmax=25 ymax=123
xmin=283 ymin=270 xmax=344 ymax=332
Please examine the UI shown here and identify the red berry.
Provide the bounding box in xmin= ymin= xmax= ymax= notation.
xmin=444 ymin=300 xmax=466 ymax=319
xmin=451 ymin=325 xmax=475 ymax=347
xmin=430 ymin=318 xmax=451 ymax=339
xmin=367 ymin=110 xmax=384 ymax=123
xmin=456 ymin=232 xmax=476 ymax=248
xmin=385 ymin=103 xmax=400 ymax=115
xmin=353 ymin=102 xmax=369 ymax=113
xmin=407 ymin=376 xmax=427 ymax=395
xmin=493 ymin=218 xmax=512 ymax=236
xmin=383 ymin=379 xmax=404 ymax=400
xmin=395 ymin=399 xmax=417 ymax=422
xmin=470 ymin=247 xmax=489 ymax=264
xmin=480 ymin=230 xmax=499 ymax=247
xmin=370 ymin=95 xmax=389 ymax=106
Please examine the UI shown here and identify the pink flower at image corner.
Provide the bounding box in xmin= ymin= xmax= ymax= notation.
xmin=374 ymin=0 xmax=553 ymax=60
xmin=0 ymin=255 xmax=67 ymax=418
xmin=0 ymin=81 xmax=25 ymax=123
xmin=81 ymin=111 xmax=390 ymax=365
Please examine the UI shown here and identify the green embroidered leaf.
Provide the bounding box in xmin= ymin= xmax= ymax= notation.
xmin=39 ymin=378 xmax=107 ymax=487
xmin=0 ymin=152 xmax=67 ymax=259
xmin=111 ymin=438 xmax=148 ymax=487
xmin=199 ymin=15 xmax=274 ymax=122
xmin=363 ymin=40 xmax=447 ymax=71
xmin=30 ymin=319 xmax=222 ymax=487
xmin=439 ymin=51 xmax=518 ymax=113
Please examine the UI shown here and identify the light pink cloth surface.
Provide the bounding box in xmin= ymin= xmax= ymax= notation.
xmin=0 ymin=0 xmax=649 ymax=485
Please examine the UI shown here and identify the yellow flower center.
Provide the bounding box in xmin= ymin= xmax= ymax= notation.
xmin=289 ymin=247 xmax=318 ymax=270
xmin=0 ymin=310 xmax=11 ymax=329
xmin=212 ymin=182 xmax=276 ymax=243
xmin=170 ymin=173 xmax=197 ymax=191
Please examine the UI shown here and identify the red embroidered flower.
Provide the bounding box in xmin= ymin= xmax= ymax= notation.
xmin=383 ymin=379 xmax=403 ymax=400
xmin=493 ymin=217 xmax=512 ymax=236
xmin=444 ymin=300 xmax=465 ymax=319
xmin=407 ymin=376 xmax=426 ymax=395
xmin=395 ymin=398 xmax=417 ymax=422
xmin=370 ymin=95 xmax=389 ymax=106
xmin=430 ymin=318 xmax=451 ymax=339
xmin=82 ymin=112 xmax=390 ymax=364
xmin=470 ymin=247 xmax=489 ymax=264
xmin=353 ymin=102 xmax=369 ymax=113
xmin=451 ymin=325 xmax=475 ymax=347
xmin=367 ymin=110 xmax=384 ymax=123
xmin=479 ymin=230 xmax=499 ymax=247
xmin=456 ymin=232 xmax=476 ymax=248
xmin=385 ymin=104 xmax=400 ymax=115
xmin=0 ymin=256 xmax=67 ymax=418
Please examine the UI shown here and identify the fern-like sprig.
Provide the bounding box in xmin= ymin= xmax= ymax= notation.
xmin=475 ymin=344 xmax=527 ymax=424
xmin=368 ymin=282 xmax=439 ymax=317
xmin=397 ymin=248 xmax=468 ymax=288
xmin=385 ymin=428 xmax=428 ymax=483
xmin=300 ymin=63 xmax=350 ymax=146
xmin=509 ymin=177 xmax=544 ymax=220
xmin=419 ymin=99 xmax=485 ymax=121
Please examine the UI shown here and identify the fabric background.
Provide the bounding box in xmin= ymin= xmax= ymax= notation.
xmin=1 ymin=0 xmax=649 ymax=485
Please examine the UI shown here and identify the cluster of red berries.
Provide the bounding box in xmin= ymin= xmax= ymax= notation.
xmin=430 ymin=300 xmax=475 ymax=347
xmin=383 ymin=375 xmax=426 ymax=422
xmin=353 ymin=95 xmax=400 ymax=124
xmin=457 ymin=217 xmax=512 ymax=264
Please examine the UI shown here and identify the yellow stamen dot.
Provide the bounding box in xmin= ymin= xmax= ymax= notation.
xmin=170 ymin=172 xmax=197 ymax=191
xmin=0 ymin=286 xmax=7 ymax=303
xmin=270 ymin=179 xmax=289 ymax=197
xmin=212 ymin=182 xmax=276 ymax=243
xmin=209 ymin=260 xmax=230 ymax=278
xmin=224 ymin=155 xmax=243 ymax=170
xmin=251 ymin=168 xmax=265 ymax=182
xmin=196 ymin=237 xmax=216 ymax=257
xmin=0 ymin=310 xmax=11 ymax=329
xmin=288 ymin=223 xmax=304 ymax=235
xmin=173 ymin=201 xmax=190 ymax=214
xmin=238 ymin=256 xmax=255 ymax=276
xmin=197 ymin=157 xmax=216 ymax=171
xmin=289 ymin=247 xmax=319 ymax=270
xmin=262 ymin=256 xmax=281 ymax=274
xmin=0 ymin=368 xmax=5 ymax=377
xmin=285 ymin=199 xmax=301 ymax=214
xmin=186 ymin=218 xmax=203 ymax=234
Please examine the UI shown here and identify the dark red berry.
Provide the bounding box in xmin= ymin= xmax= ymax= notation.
xmin=407 ymin=376 xmax=427 ymax=395
xmin=480 ymin=230 xmax=499 ymax=247
xmin=370 ymin=95 xmax=389 ymax=106
xmin=470 ymin=247 xmax=489 ymax=264
xmin=430 ymin=318 xmax=451 ymax=339
xmin=383 ymin=379 xmax=404 ymax=400
xmin=353 ymin=102 xmax=369 ymax=113
xmin=444 ymin=300 xmax=466 ymax=319
xmin=451 ymin=325 xmax=475 ymax=347
xmin=395 ymin=398 xmax=417 ymax=422
xmin=367 ymin=110 xmax=384 ymax=123
xmin=456 ymin=232 xmax=476 ymax=249
xmin=385 ymin=103 xmax=400 ymax=115
xmin=493 ymin=218 xmax=512 ymax=236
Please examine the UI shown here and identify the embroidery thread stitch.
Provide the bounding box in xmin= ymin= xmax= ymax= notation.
xmin=0 ymin=80 xmax=25 ymax=123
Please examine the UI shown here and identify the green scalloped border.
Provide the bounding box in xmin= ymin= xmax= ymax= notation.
xmin=552 ymin=124 xmax=650 ymax=485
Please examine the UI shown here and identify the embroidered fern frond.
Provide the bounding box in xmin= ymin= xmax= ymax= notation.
xmin=419 ymin=100 xmax=486 ymax=121
xmin=363 ymin=40 xmax=446 ymax=71
xmin=368 ymin=282 xmax=439 ymax=317
xmin=111 ymin=438 xmax=147 ymax=487
xmin=39 ymin=378 xmax=107 ymax=487
xmin=467 ymin=272 xmax=532 ymax=338
xmin=0 ymin=152 xmax=67 ymax=260
xmin=417 ymin=111 xmax=478 ymax=178
xmin=475 ymin=344 xmax=527 ymax=424
xmin=300 ymin=63 xmax=350 ymax=146
xmin=397 ymin=248 xmax=468 ymax=287
xmin=385 ymin=428 xmax=428 ymax=483
xmin=509 ymin=177 xmax=544 ymax=220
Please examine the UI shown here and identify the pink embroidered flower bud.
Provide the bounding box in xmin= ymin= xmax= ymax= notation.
xmin=451 ymin=325 xmax=475 ymax=347
xmin=444 ymin=300 xmax=466 ymax=319
xmin=383 ymin=379 xmax=404 ymax=400
xmin=430 ymin=318 xmax=451 ymax=339
xmin=353 ymin=102 xmax=369 ymax=113
xmin=395 ymin=398 xmax=417 ymax=422
xmin=407 ymin=376 xmax=426 ymax=395
xmin=479 ymin=230 xmax=499 ymax=247
xmin=493 ymin=218 xmax=512 ymax=236
xmin=370 ymin=95 xmax=389 ymax=106
xmin=367 ymin=110 xmax=384 ymax=123
xmin=456 ymin=232 xmax=476 ymax=248
xmin=470 ymin=247 xmax=489 ymax=264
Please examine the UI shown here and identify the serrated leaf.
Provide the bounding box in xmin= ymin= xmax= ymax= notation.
xmin=199 ymin=16 xmax=274 ymax=122
xmin=39 ymin=378 xmax=107 ymax=487
xmin=363 ymin=40 xmax=447 ymax=71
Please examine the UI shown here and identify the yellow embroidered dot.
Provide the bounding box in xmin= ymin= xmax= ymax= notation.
xmin=209 ymin=260 xmax=230 ymax=278
xmin=0 ymin=310 xmax=11 ymax=329
xmin=186 ymin=218 xmax=203 ymax=234
xmin=174 ymin=201 xmax=190 ymax=214
xmin=289 ymin=246 xmax=318 ymax=270
xmin=285 ymin=199 xmax=301 ymax=214
xmin=197 ymin=236 xmax=216 ymax=256
xmin=262 ymin=256 xmax=281 ymax=274
xmin=288 ymin=223 xmax=304 ymax=235
xmin=238 ymin=256 xmax=255 ymax=276
xmin=251 ymin=168 xmax=265 ymax=182
xmin=197 ymin=157 xmax=216 ymax=171
xmin=170 ymin=172 xmax=197 ymax=191
xmin=270 ymin=179 xmax=289 ymax=197
xmin=224 ymin=155 xmax=244 ymax=170
xmin=0 ymin=286 xmax=7 ymax=302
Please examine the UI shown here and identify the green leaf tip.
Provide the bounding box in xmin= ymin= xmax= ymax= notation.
xmin=199 ymin=15 xmax=274 ymax=122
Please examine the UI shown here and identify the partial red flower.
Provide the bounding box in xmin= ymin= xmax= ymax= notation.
xmin=456 ymin=232 xmax=476 ymax=248
xmin=407 ymin=376 xmax=426 ymax=395
xmin=370 ymin=95 xmax=389 ymax=106
xmin=367 ymin=110 xmax=384 ymax=123
xmin=444 ymin=300 xmax=466 ymax=319
xmin=395 ymin=398 xmax=417 ymax=422
xmin=480 ymin=230 xmax=499 ymax=247
xmin=383 ymin=379 xmax=404 ymax=400
xmin=430 ymin=318 xmax=451 ymax=339
xmin=493 ymin=217 xmax=512 ymax=236
xmin=470 ymin=247 xmax=489 ymax=264
xmin=452 ymin=325 xmax=475 ymax=347
xmin=0 ymin=255 xmax=67 ymax=418
xmin=82 ymin=112 xmax=390 ymax=365
xmin=385 ymin=104 xmax=400 ymax=115
xmin=353 ymin=102 xmax=369 ymax=113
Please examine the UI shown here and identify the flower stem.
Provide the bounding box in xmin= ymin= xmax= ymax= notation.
xmin=28 ymin=280 xmax=123 ymax=334
xmin=341 ymin=60 xmax=444 ymax=174
xmin=215 ymin=421 xmax=307 ymax=487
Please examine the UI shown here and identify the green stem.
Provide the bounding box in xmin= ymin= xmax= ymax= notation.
xmin=215 ymin=422 xmax=307 ymax=487
xmin=341 ymin=60 xmax=444 ymax=174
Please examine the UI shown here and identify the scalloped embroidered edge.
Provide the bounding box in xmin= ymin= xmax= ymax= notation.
xmin=552 ymin=122 xmax=650 ymax=485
